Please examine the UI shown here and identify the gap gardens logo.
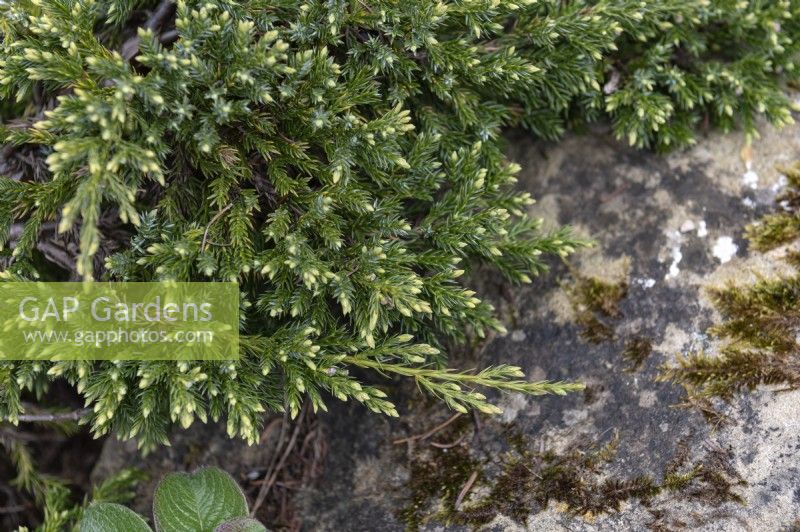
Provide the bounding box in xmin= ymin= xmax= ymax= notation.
xmin=0 ymin=282 xmax=239 ymax=360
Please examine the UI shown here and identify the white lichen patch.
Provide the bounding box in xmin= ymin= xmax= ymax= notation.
xmin=712 ymin=236 xmax=738 ymax=264
xmin=772 ymin=173 xmax=789 ymax=193
xmin=742 ymin=169 xmax=759 ymax=189
xmin=654 ymin=323 xmax=695 ymax=364
xmin=697 ymin=220 xmax=708 ymax=237
xmin=498 ymin=392 xmax=530 ymax=423
xmin=666 ymin=251 xmax=682 ymax=279
xmin=562 ymin=408 xmax=589 ymax=426
xmin=638 ymin=390 xmax=658 ymax=408
xmin=664 ymin=230 xmax=683 ymax=280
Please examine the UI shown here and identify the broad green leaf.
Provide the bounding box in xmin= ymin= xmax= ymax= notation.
xmin=215 ymin=517 xmax=268 ymax=532
xmin=153 ymin=467 xmax=249 ymax=532
xmin=80 ymin=502 xmax=153 ymax=532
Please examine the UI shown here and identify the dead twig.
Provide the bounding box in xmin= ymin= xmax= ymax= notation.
xmin=160 ymin=29 xmax=179 ymax=44
xmin=250 ymin=411 xmax=289 ymax=512
xmin=15 ymin=407 xmax=91 ymax=423
xmin=0 ymin=504 xmax=27 ymax=515
xmin=121 ymin=0 xmax=177 ymax=60
xmin=259 ymin=417 xmax=284 ymax=445
xmin=471 ymin=409 xmax=482 ymax=439
xmin=8 ymin=221 xmax=57 ymax=241
xmin=454 ymin=470 xmax=478 ymax=510
xmin=250 ymin=403 xmax=308 ymax=516
xmin=35 ymin=240 xmax=75 ymax=273
xmin=430 ymin=432 xmax=468 ymax=449
xmin=201 ymin=203 xmax=234 ymax=252
xmin=144 ymin=0 xmax=175 ymax=31
xmin=393 ymin=412 xmax=462 ymax=445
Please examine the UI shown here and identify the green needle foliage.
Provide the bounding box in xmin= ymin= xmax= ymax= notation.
xmin=0 ymin=0 xmax=797 ymax=450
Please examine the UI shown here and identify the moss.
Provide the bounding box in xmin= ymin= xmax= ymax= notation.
xmin=457 ymin=460 xmax=537 ymax=524
xmin=647 ymin=509 xmax=688 ymax=531
xmin=662 ymin=160 xmax=800 ymax=401
xmin=622 ymin=335 xmax=653 ymax=372
xmin=746 ymin=212 xmax=800 ymax=251
xmin=572 ymin=276 xmax=629 ymax=318
xmin=660 ymin=436 xmax=746 ymax=506
xmin=746 ymin=161 xmax=800 ymax=251
xmin=582 ymin=384 xmax=600 ymax=405
xmin=454 ymin=432 xmax=667 ymax=524
xmin=672 ymin=394 xmax=731 ymax=428
xmin=564 ymin=270 xmax=628 ymax=344
xmin=661 ymin=467 xmax=702 ymax=491
xmin=575 ymin=312 xmax=616 ymax=343
xmin=401 ymin=426 xmax=746 ymax=530
xmin=661 ymin=275 xmax=800 ymax=398
xmin=399 ymin=429 xmax=652 ymax=529
xmin=564 ymin=269 xmax=654 ymax=375
xmin=397 ymin=418 xmax=478 ymax=530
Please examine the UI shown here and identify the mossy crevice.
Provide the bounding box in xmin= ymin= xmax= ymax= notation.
xmin=397 ymin=417 xmax=478 ymax=530
xmin=400 ymin=428 xmax=745 ymax=529
xmin=456 ymin=432 xmax=665 ymax=523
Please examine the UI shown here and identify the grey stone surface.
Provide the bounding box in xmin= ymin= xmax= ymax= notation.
xmin=295 ymin=122 xmax=800 ymax=530
xmin=92 ymin=121 xmax=800 ymax=531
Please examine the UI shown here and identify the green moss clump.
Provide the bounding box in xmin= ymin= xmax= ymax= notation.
xmin=667 ymin=438 xmax=746 ymax=506
xmin=663 ymin=162 xmax=800 ymax=399
xmin=397 ymin=417 xmax=478 ymax=529
xmin=565 ymin=271 xmax=629 ymax=344
xmin=570 ymin=274 xmax=629 ymax=318
xmin=401 ymin=426 xmax=745 ymax=529
xmin=746 ymin=162 xmax=800 ymax=251
xmin=401 ymin=431 xmax=659 ymax=527
xmin=622 ymin=335 xmax=653 ymax=372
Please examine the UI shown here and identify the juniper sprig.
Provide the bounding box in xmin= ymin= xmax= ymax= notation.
xmin=0 ymin=0 xmax=797 ymax=449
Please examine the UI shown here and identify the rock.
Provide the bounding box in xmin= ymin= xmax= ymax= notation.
xmin=91 ymin=121 xmax=800 ymax=530
xmin=295 ymin=121 xmax=800 ymax=530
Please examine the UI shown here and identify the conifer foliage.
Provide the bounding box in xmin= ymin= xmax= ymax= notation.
xmin=0 ymin=0 xmax=797 ymax=449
